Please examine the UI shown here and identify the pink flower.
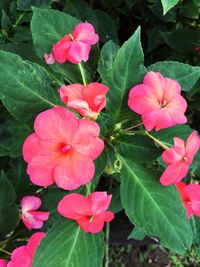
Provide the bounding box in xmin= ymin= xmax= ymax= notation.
xmin=57 ymin=192 xmax=114 ymax=233
xmin=7 ymin=232 xmax=45 ymax=267
xmin=160 ymin=131 xmax=200 ymax=186
xmin=44 ymin=22 xmax=99 ymax=64
xmin=23 ymin=107 xmax=104 ymax=190
xmin=0 ymin=260 xmax=7 ymax=267
xmin=176 ymin=182 xmax=200 ymax=219
xmin=21 ymin=196 xmax=50 ymax=230
xmin=128 ymin=71 xmax=187 ymax=131
xmin=59 ymin=83 xmax=109 ymax=119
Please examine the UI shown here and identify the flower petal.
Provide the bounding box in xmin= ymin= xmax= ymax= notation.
xmin=34 ymin=107 xmax=79 ymax=143
xmin=21 ymin=196 xmax=41 ymax=212
xmin=27 ymin=232 xmax=46 ymax=258
xmin=186 ymin=131 xmax=200 ymax=158
xmin=27 ymin=156 xmax=55 ymax=187
xmin=72 ymin=22 xmax=99 ymax=44
xmin=57 ymin=193 xmax=91 ymax=219
xmin=160 ymin=161 xmax=189 ymax=186
xmin=54 ymin=151 xmax=95 ymax=190
xmin=83 ymin=83 xmax=109 ymax=113
xmin=59 ymin=84 xmax=84 ymax=105
xmin=67 ymin=40 xmax=90 ymax=63
xmin=89 ymin=192 xmax=112 ymax=215
xmin=52 ymin=35 xmax=72 ymax=64
xmin=72 ymin=119 xmax=104 ymax=160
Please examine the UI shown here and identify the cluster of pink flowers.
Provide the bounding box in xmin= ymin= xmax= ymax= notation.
xmin=0 ymin=22 xmax=114 ymax=266
xmin=3 ymin=20 xmax=199 ymax=265
xmin=128 ymin=71 xmax=200 ymax=219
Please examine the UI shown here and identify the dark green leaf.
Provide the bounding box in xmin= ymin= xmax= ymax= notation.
xmin=182 ymin=2 xmax=200 ymax=19
xmin=104 ymin=27 xmax=147 ymax=121
xmin=151 ymin=125 xmax=193 ymax=147
xmin=161 ymin=29 xmax=200 ymax=53
xmin=148 ymin=61 xmax=200 ymax=92
xmin=98 ymin=40 xmax=119 ymax=81
xmin=116 ymin=135 xmax=160 ymax=163
xmin=17 ymin=0 xmax=53 ymax=11
xmin=120 ymin=157 xmax=193 ymax=253
xmin=0 ymin=51 xmax=60 ymax=123
xmin=93 ymin=10 xmax=118 ymax=44
xmin=0 ymin=171 xmax=19 ymax=238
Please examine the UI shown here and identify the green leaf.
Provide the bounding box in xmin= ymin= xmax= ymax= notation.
xmin=148 ymin=61 xmax=200 ymax=92
xmin=0 ymin=51 xmax=60 ymax=123
xmin=104 ymin=27 xmax=146 ymax=122
xmin=98 ymin=40 xmax=119 ymax=81
xmin=93 ymin=10 xmax=118 ymax=44
xmin=0 ymin=171 xmax=19 ymax=238
xmin=6 ymin=158 xmax=36 ymax=202
xmin=160 ymin=0 xmax=180 ymax=15
xmin=0 ymin=113 xmax=31 ymax=157
xmin=191 ymin=217 xmax=200 ymax=255
xmin=31 ymin=8 xmax=91 ymax=83
xmin=109 ymin=186 xmax=123 ymax=213
xmin=161 ymin=29 xmax=200 ymax=53
xmin=32 ymin=220 xmax=104 ymax=267
xmin=128 ymin=226 xmax=146 ymax=241
xmin=182 ymin=2 xmax=200 ymax=19
xmin=151 ymin=125 xmax=193 ymax=147
xmin=17 ymin=0 xmax=53 ymax=11
xmin=116 ymin=135 xmax=160 ymax=163
xmin=39 ymin=188 xmax=67 ymax=230
xmin=120 ymin=157 xmax=193 ymax=253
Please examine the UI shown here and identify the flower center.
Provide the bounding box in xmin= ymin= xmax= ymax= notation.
xmin=89 ymin=215 xmax=94 ymax=222
xmin=69 ymin=33 xmax=74 ymax=41
xmin=182 ymin=156 xmax=187 ymax=161
xmin=59 ymin=143 xmax=71 ymax=154
xmin=161 ymin=99 xmax=167 ymax=108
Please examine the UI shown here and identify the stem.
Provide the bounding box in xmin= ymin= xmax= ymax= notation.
xmin=123 ymin=122 xmax=143 ymax=131
xmin=145 ymin=131 xmax=169 ymax=150
xmin=85 ymin=183 xmax=91 ymax=196
xmin=0 ymin=248 xmax=11 ymax=256
xmin=104 ymin=223 xmax=110 ymax=267
xmin=78 ymin=62 xmax=87 ymax=85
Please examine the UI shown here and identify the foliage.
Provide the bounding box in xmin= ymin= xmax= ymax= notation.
xmin=0 ymin=0 xmax=200 ymax=266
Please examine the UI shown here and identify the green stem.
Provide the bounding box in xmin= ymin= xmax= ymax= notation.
xmin=145 ymin=131 xmax=169 ymax=150
xmin=123 ymin=122 xmax=143 ymax=131
xmin=104 ymin=223 xmax=110 ymax=267
xmin=85 ymin=183 xmax=91 ymax=196
xmin=0 ymin=248 xmax=11 ymax=256
xmin=78 ymin=62 xmax=87 ymax=85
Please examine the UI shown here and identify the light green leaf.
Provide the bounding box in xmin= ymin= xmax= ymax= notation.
xmin=104 ymin=26 xmax=147 ymax=121
xmin=0 ymin=51 xmax=60 ymax=123
xmin=0 ymin=171 xmax=19 ymax=237
xmin=31 ymin=8 xmax=91 ymax=83
xmin=161 ymin=0 xmax=180 ymax=15
xmin=148 ymin=61 xmax=200 ymax=92
xmin=120 ymin=157 xmax=193 ymax=253
xmin=128 ymin=226 xmax=146 ymax=241
xmin=32 ymin=220 xmax=104 ymax=267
